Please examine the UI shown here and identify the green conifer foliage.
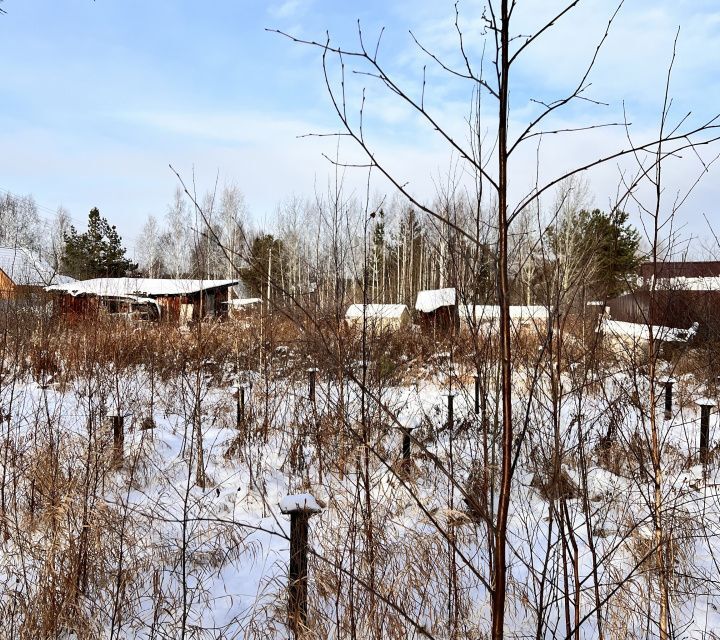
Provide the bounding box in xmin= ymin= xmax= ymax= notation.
xmin=61 ymin=207 xmax=137 ymax=280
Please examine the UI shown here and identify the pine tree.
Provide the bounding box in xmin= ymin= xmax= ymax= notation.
xmin=547 ymin=207 xmax=641 ymax=300
xmin=61 ymin=207 xmax=137 ymax=280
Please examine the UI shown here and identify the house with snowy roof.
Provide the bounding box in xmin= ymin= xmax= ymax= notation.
xmin=345 ymin=303 xmax=411 ymax=332
xmin=597 ymin=261 xmax=720 ymax=342
xmin=46 ymin=277 xmax=240 ymax=323
xmin=0 ymin=246 xmax=74 ymax=300
xmin=414 ymin=287 xmax=459 ymax=334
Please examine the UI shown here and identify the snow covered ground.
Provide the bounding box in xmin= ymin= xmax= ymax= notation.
xmin=1 ymin=352 xmax=719 ymax=638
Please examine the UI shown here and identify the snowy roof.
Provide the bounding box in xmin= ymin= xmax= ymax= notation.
xmin=345 ymin=303 xmax=408 ymax=320
xmin=279 ymin=493 xmax=323 ymax=514
xmin=47 ymin=277 xmax=238 ymax=298
xmin=460 ymin=305 xmax=549 ymax=323
xmin=415 ymin=288 xmax=456 ymax=313
xmin=600 ymin=319 xmax=699 ymax=343
xmin=653 ymin=276 xmax=720 ymax=292
xmin=0 ymin=246 xmax=75 ymax=287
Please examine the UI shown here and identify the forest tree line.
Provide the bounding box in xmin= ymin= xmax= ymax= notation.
xmin=2 ymin=178 xmax=641 ymax=314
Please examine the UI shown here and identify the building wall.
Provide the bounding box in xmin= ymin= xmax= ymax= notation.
xmin=416 ymin=305 xmax=460 ymax=334
xmin=606 ymin=290 xmax=720 ymax=338
xmin=639 ymin=262 xmax=720 ymax=279
xmin=0 ymin=269 xmax=15 ymax=299
xmin=346 ymin=309 xmax=410 ymax=332
xmin=52 ymin=285 xmax=234 ymax=324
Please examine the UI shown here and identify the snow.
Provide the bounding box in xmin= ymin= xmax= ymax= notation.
xmin=46 ymin=277 xmax=238 ymax=297
xmin=648 ymin=275 xmax=720 ymax=291
xmin=601 ymin=318 xmax=698 ymax=342
xmin=279 ymin=493 xmax=323 ymax=514
xmin=0 ymin=245 xmax=75 ymax=287
xmin=460 ymin=304 xmax=549 ymax=324
xmin=3 ymin=347 xmax=720 ymax=637
xmin=345 ymin=303 xmax=408 ymax=320
xmin=415 ymin=288 xmax=456 ymax=312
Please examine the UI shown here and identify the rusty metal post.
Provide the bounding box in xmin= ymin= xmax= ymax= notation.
xmin=401 ymin=427 xmax=413 ymax=464
xmin=307 ymin=368 xmax=318 ymax=403
xmin=662 ymin=377 xmax=675 ymax=421
xmin=698 ymin=400 xmax=714 ymax=464
xmin=281 ymin=495 xmax=323 ymax=638
xmin=111 ymin=414 xmax=124 ymax=467
xmin=235 ymin=385 xmax=246 ymax=427
xmin=289 ymin=509 xmax=310 ymax=632
xmin=473 ymin=374 xmax=480 ymax=415
xmin=446 ymin=393 xmax=455 ymax=430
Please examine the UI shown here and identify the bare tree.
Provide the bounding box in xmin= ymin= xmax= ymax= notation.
xmin=135 ymin=214 xmax=166 ymax=278
xmin=272 ymin=3 xmax=720 ymax=637
xmin=164 ymin=187 xmax=192 ymax=279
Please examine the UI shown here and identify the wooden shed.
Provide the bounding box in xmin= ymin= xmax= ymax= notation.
xmin=46 ymin=278 xmax=240 ymax=323
xmin=415 ymin=288 xmax=459 ymax=334
xmin=345 ymin=304 xmax=411 ymax=332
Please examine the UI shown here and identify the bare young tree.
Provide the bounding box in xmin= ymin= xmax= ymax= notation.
xmin=135 ymin=214 xmax=166 ymax=278
xmin=272 ymin=3 xmax=720 ymax=637
xmin=164 ymin=187 xmax=192 ymax=279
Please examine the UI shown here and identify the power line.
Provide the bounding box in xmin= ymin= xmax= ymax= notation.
xmin=0 ymin=185 xmax=83 ymax=225
xmin=0 ymin=185 xmax=140 ymax=245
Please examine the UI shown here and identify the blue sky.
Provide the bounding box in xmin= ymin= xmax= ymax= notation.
xmin=2 ymin=0 xmax=720 ymax=252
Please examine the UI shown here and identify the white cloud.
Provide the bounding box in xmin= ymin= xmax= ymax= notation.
xmin=268 ymin=0 xmax=312 ymax=20
xmin=3 ymin=0 xmax=719 ymax=246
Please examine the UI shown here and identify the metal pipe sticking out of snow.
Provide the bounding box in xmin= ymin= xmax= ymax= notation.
xmin=401 ymin=427 xmax=413 ymax=464
xmin=306 ymin=368 xmax=318 ymax=402
xmin=473 ymin=373 xmax=481 ymax=415
xmin=443 ymin=392 xmax=457 ymax=431
xmin=107 ymin=410 xmax=126 ymax=469
xmin=231 ymin=383 xmax=246 ymax=427
xmin=659 ymin=377 xmax=676 ymax=421
xmin=280 ymin=493 xmax=324 ymax=637
xmin=697 ymin=398 xmax=715 ymax=465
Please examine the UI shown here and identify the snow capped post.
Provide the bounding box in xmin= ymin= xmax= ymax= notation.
xmin=398 ymin=415 xmax=420 ymax=475
xmin=307 ymin=368 xmax=318 ymax=403
xmin=697 ymin=398 xmax=715 ymax=465
xmin=239 ymin=385 xmax=245 ymax=424
xmin=660 ymin=377 xmax=675 ymax=421
xmin=280 ymin=493 xmax=323 ymax=637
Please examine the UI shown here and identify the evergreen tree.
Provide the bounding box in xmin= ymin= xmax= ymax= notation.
xmin=61 ymin=207 xmax=137 ymax=279
xmin=586 ymin=209 xmax=642 ymax=298
xmin=547 ymin=208 xmax=641 ymax=300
